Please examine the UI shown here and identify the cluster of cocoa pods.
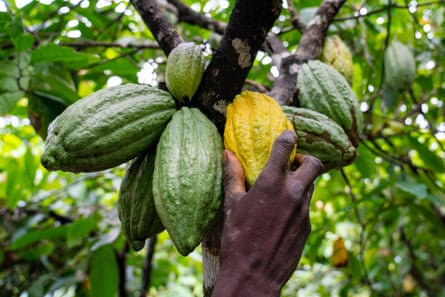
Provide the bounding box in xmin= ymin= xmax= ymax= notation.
xmin=40 ymin=39 xmax=373 ymax=255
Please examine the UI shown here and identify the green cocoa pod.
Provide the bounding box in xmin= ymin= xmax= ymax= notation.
xmin=153 ymin=107 xmax=223 ymax=256
xmin=118 ymin=146 xmax=164 ymax=251
xmin=384 ymin=40 xmax=416 ymax=91
xmin=297 ymin=60 xmax=362 ymax=147
xmin=283 ymin=106 xmax=356 ymax=171
xmin=165 ymin=42 xmax=206 ymax=103
xmin=41 ymin=83 xmax=176 ymax=172
xmin=320 ymin=35 xmax=354 ymax=85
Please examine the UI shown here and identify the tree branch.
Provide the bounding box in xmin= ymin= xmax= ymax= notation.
xmin=269 ymin=0 xmax=347 ymax=105
xmin=167 ymin=0 xmax=226 ymax=35
xmin=193 ymin=0 xmax=283 ymax=132
xmin=60 ymin=40 xmax=159 ymax=50
xmin=286 ymin=0 xmax=306 ymax=32
xmin=130 ymin=0 xmax=183 ymax=55
xmin=139 ymin=236 xmax=157 ymax=297
xmin=166 ymin=0 xmax=291 ymax=100
xmin=400 ymin=227 xmax=436 ymax=296
xmin=117 ymin=242 xmax=130 ymax=297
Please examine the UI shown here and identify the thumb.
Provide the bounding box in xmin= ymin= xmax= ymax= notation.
xmin=222 ymin=150 xmax=246 ymax=208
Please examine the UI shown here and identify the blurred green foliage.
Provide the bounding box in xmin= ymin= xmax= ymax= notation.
xmin=1 ymin=0 xmax=444 ymax=296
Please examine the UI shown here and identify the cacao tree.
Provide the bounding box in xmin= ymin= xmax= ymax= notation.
xmin=1 ymin=0 xmax=445 ymax=296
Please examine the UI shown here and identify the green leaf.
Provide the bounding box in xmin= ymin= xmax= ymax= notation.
xmin=31 ymin=62 xmax=80 ymax=104
xmin=396 ymin=180 xmax=427 ymax=199
xmin=412 ymin=204 xmax=445 ymax=236
xmin=0 ymin=59 xmax=20 ymax=78
xmin=91 ymin=58 xmax=139 ymax=81
xmin=23 ymin=145 xmax=37 ymax=188
xmin=299 ymin=7 xmax=318 ymax=23
xmin=406 ymin=135 xmax=445 ymax=173
xmin=0 ymin=91 xmax=24 ymax=114
xmin=67 ymin=218 xmax=97 ymax=248
xmin=353 ymin=143 xmax=377 ymax=178
xmin=425 ymin=193 xmax=445 ymax=206
xmin=31 ymin=43 xmax=97 ymax=64
xmin=90 ymin=245 xmax=119 ymax=297
xmin=13 ymin=33 xmax=35 ymax=51
xmin=0 ymin=76 xmax=20 ymax=93
xmin=347 ymin=251 xmax=363 ymax=281
xmin=5 ymin=16 xmax=24 ymax=38
xmin=10 ymin=225 xmax=68 ymax=250
xmin=27 ymin=92 xmax=68 ymax=138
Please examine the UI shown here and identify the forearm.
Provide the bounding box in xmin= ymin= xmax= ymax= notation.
xmin=211 ymin=263 xmax=281 ymax=297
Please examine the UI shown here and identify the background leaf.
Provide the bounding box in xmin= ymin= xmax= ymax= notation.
xmin=90 ymin=245 xmax=119 ymax=297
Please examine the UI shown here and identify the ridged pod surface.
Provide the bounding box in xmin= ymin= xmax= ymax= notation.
xmin=118 ymin=146 xmax=164 ymax=251
xmin=165 ymin=42 xmax=206 ymax=103
xmin=297 ymin=60 xmax=362 ymax=147
xmin=283 ymin=106 xmax=356 ymax=171
xmin=320 ymin=35 xmax=354 ymax=85
xmin=41 ymin=84 xmax=176 ymax=172
xmin=384 ymin=40 xmax=416 ymax=91
xmin=153 ymin=107 xmax=223 ymax=256
xmin=224 ymin=91 xmax=296 ymax=187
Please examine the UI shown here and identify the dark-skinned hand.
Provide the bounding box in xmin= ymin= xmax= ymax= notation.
xmin=211 ymin=130 xmax=324 ymax=297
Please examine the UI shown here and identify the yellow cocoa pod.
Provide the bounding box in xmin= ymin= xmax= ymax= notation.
xmin=320 ymin=35 xmax=354 ymax=85
xmin=224 ymin=91 xmax=296 ymax=187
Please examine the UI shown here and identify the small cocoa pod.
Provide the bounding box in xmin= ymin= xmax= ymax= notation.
xmin=283 ymin=106 xmax=356 ymax=171
xmin=165 ymin=42 xmax=206 ymax=103
xmin=118 ymin=146 xmax=164 ymax=251
xmin=384 ymin=40 xmax=416 ymax=91
xmin=320 ymin=35 xmax=354 ymax=85
xmin=297 ymin=60 xmax=362 ymax=147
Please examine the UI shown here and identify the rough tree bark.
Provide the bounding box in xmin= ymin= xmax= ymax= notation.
xmin=130 ymin=0 xmax=346 ymax=295
xmin=130 ymin=0 xmax=183 ymax=54
xmin=191 ymin=0 xmax=282 ymax=132
xmin=269 ymin=0 xmax=347 ymax=105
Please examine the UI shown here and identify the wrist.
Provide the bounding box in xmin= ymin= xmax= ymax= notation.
xmin=211 ymin=262 xmax=281 ymax=297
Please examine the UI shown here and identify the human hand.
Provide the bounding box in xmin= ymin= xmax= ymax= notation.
xmin=212 ymin=130 xmax=324 ymax=297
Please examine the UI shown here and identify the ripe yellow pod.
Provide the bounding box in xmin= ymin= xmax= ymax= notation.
xmin=224 ymin=91 xmax=296 ymax=187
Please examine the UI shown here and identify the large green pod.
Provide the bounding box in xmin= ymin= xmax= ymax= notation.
xmin=384 ymin=40 xmax=416 ymax=91
xmin=283 ymin=106 xmax=356 ymax=171
xmin=118 ymin=146 xmax=164 ymax=251
xmin=153 ymin=107 xmax=223 ymax=256
xmin=297 ymin=60 xmax=362 ymax=147
xmin=41 ymin=83 xmax=176 ymax=172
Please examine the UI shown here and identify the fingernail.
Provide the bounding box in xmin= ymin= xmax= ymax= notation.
xmin=222 ymin=150 xmax=229 ymax=164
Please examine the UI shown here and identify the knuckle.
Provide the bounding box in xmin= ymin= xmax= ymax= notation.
xmin=303 ymin=155 xmax=325 ymax=173
xmin=276 ymin=130 xmax=297 ymax=148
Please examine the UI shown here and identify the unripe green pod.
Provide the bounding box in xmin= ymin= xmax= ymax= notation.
xmin=297 ymin=60 xmax=362 ymax=147
xmin=384 ymin=40 xmax=416 ymax=91
xmin=165 ymin=42 xmax=206 ymax=103
xmin=153 ymin=107 xmax=223 ymax=256
xmin=320 ymin=35 xmax=354 ymax=85
xmin=283 ymin=106 xmax=356 ymax=171
xmin=118 ymin=146 xmax=164 ymax=251
xmin=41 ymin=84 xmax=176 ymax=172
